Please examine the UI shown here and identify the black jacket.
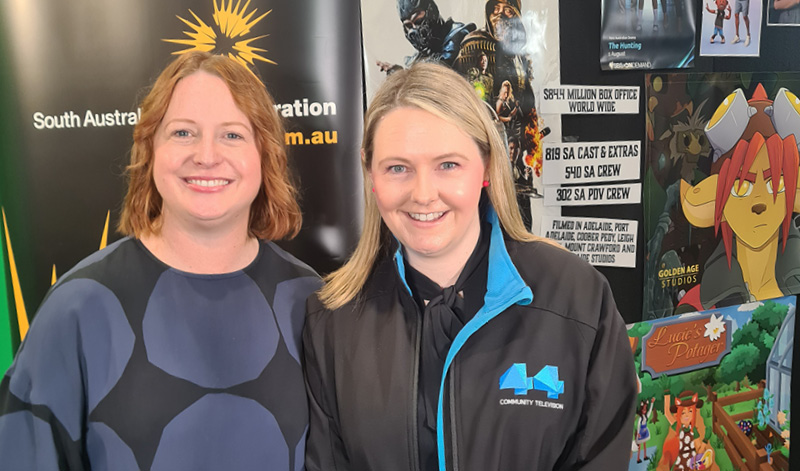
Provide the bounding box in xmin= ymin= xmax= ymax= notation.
xmin=304 ymin=210 xmax=636 ymax=471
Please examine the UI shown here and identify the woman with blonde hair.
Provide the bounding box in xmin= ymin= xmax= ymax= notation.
xmin=0 ymin=52 xmax=319 ymax=470
xmin=496 ymin=79 xmax=521 ymax=140
xmin=304 ymin=62 xmax=635 ymax=471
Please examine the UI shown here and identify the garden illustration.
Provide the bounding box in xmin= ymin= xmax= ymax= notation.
xmin=627 ymin=296 xmax=794 ymax=471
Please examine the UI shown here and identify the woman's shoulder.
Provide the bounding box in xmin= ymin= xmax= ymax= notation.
xmin=504 ymin=237 xmax=615 ymax=327
xmin=24 ymin=238 xmax=146 ymax=343
xmin=48 ymin=237 xmax=153 ymax=296
xmin=506 ymin=237 xmax=599 ymax=278
xmin=258 ymin=240 xmax=320 ymax=279
xmin=306 ymin=256 xmax=397 ymax=322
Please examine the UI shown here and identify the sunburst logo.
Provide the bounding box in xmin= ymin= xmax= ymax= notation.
xmin=164 ymin=0 xmax=275 ymax=69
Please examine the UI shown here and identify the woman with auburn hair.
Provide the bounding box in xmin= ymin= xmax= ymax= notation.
xmin=0 ymin=52 xmax=319 ymax=470
xmin=304 ymin=62 xmax=636 ymax=471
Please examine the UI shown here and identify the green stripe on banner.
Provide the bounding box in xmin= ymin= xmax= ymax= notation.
xmin=0 ymin=228 xmax=13 ymax=374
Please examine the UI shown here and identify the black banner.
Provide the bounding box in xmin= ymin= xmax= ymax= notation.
xmin=0 ymin=0 xmax=363 ymax=339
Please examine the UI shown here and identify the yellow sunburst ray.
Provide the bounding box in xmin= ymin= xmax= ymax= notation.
xmin=164 ymin=40 xmax=216 ymax=54
xmin=226 ymin=8 xmax=270 ymax=38
xmin=168 ymin=30 xmax=214 ymax=45
xmin=214 ymin=0 xmax=233 ymax=37
xmin=1 ymin=208 xmax=28 ymax=340
xmin=100 ymin=210 xmax=110 ymax=250
xmin=51 ymin=265 xmax=57 ymax=286
xmin=239 ymin=10 xmax=271 ymax=37
xmin=165 ymin=0 xmax=274 ymax=69
xmin=235 ymin=52 xmax=275 ymax=67
xmin=184 ymin=10 xmax=217 ymax=39
xmin=235 ymin=1 xmax=260 ymax=29
xmin=228 ymin=0 xmax=264 ymax=34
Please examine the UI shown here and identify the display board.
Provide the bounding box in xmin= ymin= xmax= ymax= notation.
xmin=643 ymin=72 xmax=800 ymax=320
xmin=0 ymin=0 xmax=363 ymax=368
xmin=601 ymin=0 xmax=697 ymax=70
xmin=627 ymin=297 xmax=794 ymax=471
xmin=361 ymin=0 xmax=562 ymax=235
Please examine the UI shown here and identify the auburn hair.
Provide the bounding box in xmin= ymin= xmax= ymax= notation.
xmin=715 ymin=132 xmax=799 ymax=267
xmin=119 ymin=51 xmax=301 ymax=240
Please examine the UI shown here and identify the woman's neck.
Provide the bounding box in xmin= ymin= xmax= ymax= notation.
xmin=140 ymin=218 xmax=259 ymax=274
xmin=405 ymin=220 xmax=482 ymax=288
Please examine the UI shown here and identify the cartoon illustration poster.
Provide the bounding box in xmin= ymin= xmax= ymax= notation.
xmin=627 ymin=297 xmax=794 ymax=471
xmin=600 ymin=0 xmax=697 ymax=70
xmin=643 ymin=72 xmax=800 ymax=320
xmin=360 ymin=0 xmax=561 ymax=235
xmin=699 ymin=0 xmax=762 ymax=57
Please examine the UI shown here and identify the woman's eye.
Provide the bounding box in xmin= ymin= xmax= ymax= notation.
xmin=173 ymin=129 xmax=191 ymax=138
xmin=225 ymin=132 xmax=243 ymax=140
xmin=388 ymin=165 xmax=406 ymax=174
xmin=441 ymin=162 xmax=458 ymax=170
xmin=730 ymin=180 xmax=753 ymax=197
xmin=766 ymin=176 xmax=785 ymax=194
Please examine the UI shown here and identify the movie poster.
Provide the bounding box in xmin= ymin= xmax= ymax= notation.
xmin=699 ymin=0 xmax=762 ymax=57
xmin=0 ymin=0 xmax=363 ymax=367
xmin=642 ymin=72 xmax=800 ymax=320
xmin=360 ymin=0 xmax=561 ymax=235
xmin=600 ymin=0 xmax=697 ymax=70
xmin=767 ymin=0 xmax=800 ymax=25
xmin=627 ymin=297 xmax=794 ymax=471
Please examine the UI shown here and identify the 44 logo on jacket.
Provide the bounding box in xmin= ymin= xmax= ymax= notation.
xmin=499 ymin=363 xmax=564 ymax=399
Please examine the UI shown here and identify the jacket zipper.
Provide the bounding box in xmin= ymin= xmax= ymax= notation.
xmin=410 ymin=304 xmax=422 ymax=471
xmin=448 ymin=362 xmax=459 ymax=471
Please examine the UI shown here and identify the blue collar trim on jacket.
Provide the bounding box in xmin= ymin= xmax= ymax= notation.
xmin=393 ymin=206 xmax=533 ymax=471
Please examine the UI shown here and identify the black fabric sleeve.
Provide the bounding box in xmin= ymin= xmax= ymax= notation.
xmin=303 ymin=304 xmax=348 ymax=471
xmin=562 ymin=280 xmax=637 ymax=471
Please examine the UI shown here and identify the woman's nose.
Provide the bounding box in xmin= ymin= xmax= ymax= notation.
xmin=411 ymin=171 xmax=437 ymax=204
xmin=193 ymin=136 xmax=221 ymax=166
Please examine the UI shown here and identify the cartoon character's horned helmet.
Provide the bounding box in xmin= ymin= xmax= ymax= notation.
xmin=705 ymin=84 xmax=800 ymax=166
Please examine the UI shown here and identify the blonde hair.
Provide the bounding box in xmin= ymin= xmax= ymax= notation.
xmin=499 ymin=80 xmax=515 ymax=101
xmin=319 ymin=62 xmax=547 ymax=310
xmin=119 ymin=52 xmax=301 ymax=240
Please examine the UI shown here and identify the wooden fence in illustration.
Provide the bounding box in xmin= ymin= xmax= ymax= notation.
xmin=710 ymin=381 xmax=788 ymax=471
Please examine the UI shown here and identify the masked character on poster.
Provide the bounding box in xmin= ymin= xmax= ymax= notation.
xmin=377 ymin=0 xmax=476 ymax=74
xmin=678 ymin=84 xmax=800 ymax=312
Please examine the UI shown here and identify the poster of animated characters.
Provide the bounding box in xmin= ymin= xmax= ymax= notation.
xmin=643 ymin=73 xmax=800 ymax=320
xmin=699 ymin=0 xmax=763 ymax=57
xmin=360 ymin=0 xmax=561 ymax=234
xmin=601 ymin=0 xmax=698 ymax=70
xmin=627 ymin=297 xmax=794 ymax=471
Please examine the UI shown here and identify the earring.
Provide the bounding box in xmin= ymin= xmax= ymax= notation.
xmin=371 ymin=187 xmax=375 ymax=193
xmin=482 ymin=180 xmax=490 ymax=188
